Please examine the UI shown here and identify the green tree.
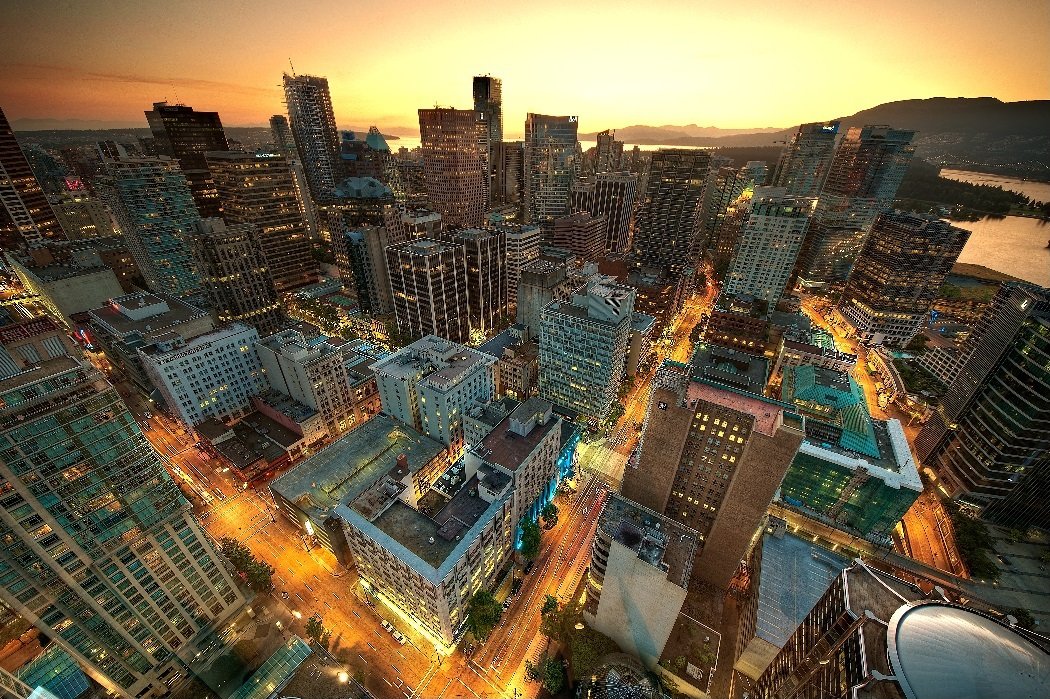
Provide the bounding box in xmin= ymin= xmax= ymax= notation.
xmin=217 ymin=537 xmax=274 ymax=593
xmin=541 ymin=594 xmax=559 ymax=617
xmin=305 ymin=615 xmax=324 ymax=643
xmin=519 ymin=518 xmax=541 ymax=560
xmin=541 ymin=502 xmax=560 ymax=530
xmin=524 ymin=655 xmax=564 ymax=695
xmin=465 ymin=590 xmax=502 ymax=640
xmin=1006 ymin=529 xmax=1024 ymax=544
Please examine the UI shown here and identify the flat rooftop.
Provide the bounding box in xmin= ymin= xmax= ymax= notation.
xmin=598 ymin=493 xmax=698 ymax=589
xmin=372 ymin=335 xmax=493 ymax=391
xmin=481 ymin=398 xmax=561 ymax=472
xmin=256 ymin=390 xmax=318 ymax=424
xmin=89 ymin=293 xmax=206 ymax=336
xmin=686 ymin=379 xmax=796 ymax=437
xmin=0 ymin=355 xmax=81 ymax=394
xmin=270 ymin=415 xmax=445 ymax=522
xmin=691 ymin=343 xmax=769 ymax=393
xmin=0 ymin=317 xmax=62 ymax=344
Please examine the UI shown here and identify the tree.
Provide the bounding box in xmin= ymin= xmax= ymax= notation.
xmin=305 ymin=615 xmax=324 ymax=644
xmin=465 ymin=590 xmax=502 ymax=640
xmin=519 ymin=518 xmax=541 ymax=560
xmin=218 ymin=537 xmax=274 ymax=593
xmin=541 ymin=594 xmax=559 ymax=617
xmin=524 ymin=655 xmax=564 ymax=695
xmin=1006 ymin=529 xmax=1024 ymax=544
xmin=541 ymin=502 xmax=559 ymax=530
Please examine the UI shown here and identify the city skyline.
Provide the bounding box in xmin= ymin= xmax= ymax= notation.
xmin=2 ymin=0 xmax=1048 ymax=132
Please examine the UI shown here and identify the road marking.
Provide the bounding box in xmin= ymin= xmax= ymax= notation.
xmin=367 ymin=642 xmax=376 ymax=651
xmin=358 ymin=654 xmax=367 ymax=662
xmin=391 ymin=663 xmax=400 ymax=674
xmin=352 ymin=610 xmax=360 ymax=618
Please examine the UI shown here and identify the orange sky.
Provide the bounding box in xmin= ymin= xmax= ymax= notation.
xmin=1 ymin=0 xmax=1047 ymax=134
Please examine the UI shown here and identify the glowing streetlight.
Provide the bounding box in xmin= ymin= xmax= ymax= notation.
xmin=338 ymin=671 xmax=349 ymax=683
xmin=292 ymin=610 xmax=302 ymax=619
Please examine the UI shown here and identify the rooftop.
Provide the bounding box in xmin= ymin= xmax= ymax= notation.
xmin=0 ymin=317 xmax=62 ymax=345
xmin=480 ymin=398 xmax=561 ymax=472
xmin=0 ymin=355 xmax=82 ymax=395
xmin=333 ymin=176 xmax=393 ymax=199
xmin=465 ymin=397 xmax=520 ymax=433
xmin=597 ymin=493 xmax=698 ymax=589
xmin=371 ymin=335 xmax=493 ymax=391
xmin=782 ymin=365 xmax=879 ymax=458
xmin=270 ymin=415 xmax=445 ymax=523
xmin=478 ymin=325 xmax=528 ymax=359
xmin=686 ymin=379 xmax=796 ymax=437
xmin=798 ymin=418 xmax=922 ymax=491
xmin=89 ymin=292 xmax=207 ymax=337
xmin=254 ymin=390 xmax=318 ymax=424
xmin=690 ymin=343 xmax=769 ymax=393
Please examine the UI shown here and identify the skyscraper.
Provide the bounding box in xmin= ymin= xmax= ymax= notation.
xmin=771 ymin=121 xmax=839 ymax=197
xmin=190 ymin=218 xmax=285 ymax=335
xmin=473 ymin=75 xmax=502 ymax=202
xmin=282 ymin=73 xmax=340 ymax=203
xmin=594 ymin=129 xmax=624 ymax=173
xmin=723 ymin=187 xmax=812 ymax=308
xmin=797 ymin=125 xmax=917 ymax=285
xmin=915 ymin=283 xmax=1050 ymax=529
xmin=837 ymin=212 xmax=968 ymax=345
xmin=386 ymin=238 xmax=470 ymax=343
xmin=591 ymin=171 xmax=637 ymax=254
xmin=499 ymin=221 xmax=542 ymax=305
xmin=417 ymin=108 xmax=489 ymax=227
xmin=0 ymin=106 xmax=64 ymax=248
xmin=697 ymin=163 xmax=755 ymax=253
xmin=269 ymin=114 xmax=295 ymax=157
xmin=523 ymin=113 xmax=579 ymax=227
xmin=100 ymin=157 xmax=203 ymax=303
xmin=206 ymin=150 xmax=319 ymax=292
xmin=145 ymin=101 xmax=229 ymax=217
xmin=631 ymin=149 xmax=712 ymax=275
xmin=622 ymin=364 xmax=804 ymax=588
xmin=344 ymin=226 xmax=394 ymax=315
xmin=449 ymin=227 xmax=507 ymax=337
xmin=493 ymin=140 xmax=524 ymax=207
xmin=539 ymin=275 xmax=636 ymax=419
xmin=551 ymin=211 xmax=606 ymax=260
xmin=0 ymin=355 xmax=245 ymax=698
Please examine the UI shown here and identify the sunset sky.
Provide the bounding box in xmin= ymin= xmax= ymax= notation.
xmin=2 ymin=0 xmax=1047 ymax=135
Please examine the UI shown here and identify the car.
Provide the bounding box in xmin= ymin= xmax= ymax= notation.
xmin=391 ymin=631 xmax=407 ymax=645
xmin=502 ymin=599 xmax=512 ymax=611
xmin=523 ymin=561 xmax=534 ymax=575
xmin=381 ymin=620 xmax=393 ymax=632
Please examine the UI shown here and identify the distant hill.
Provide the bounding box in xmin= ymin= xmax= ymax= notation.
xmin=580 ymin=124 xmax=783 ymax=141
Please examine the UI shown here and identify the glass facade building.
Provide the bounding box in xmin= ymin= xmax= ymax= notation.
xmin=523 ymin=114 xmax=578 ymax=228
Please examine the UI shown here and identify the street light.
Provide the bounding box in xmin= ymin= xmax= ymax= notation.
xmin=337 ymin=671 xmax=349 ymax=683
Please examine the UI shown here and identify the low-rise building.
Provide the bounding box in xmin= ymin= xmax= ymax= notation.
xmin=689 ymin=342 xmax=770 ymax=395
xmin=7 ymin=252 xmax=123 ymax=327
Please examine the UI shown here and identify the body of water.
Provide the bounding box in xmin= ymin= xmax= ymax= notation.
xmin=389 ymin=136 xmax=709 ymax=153
xmin=938 ymin=170 xmax=1050 ymax=286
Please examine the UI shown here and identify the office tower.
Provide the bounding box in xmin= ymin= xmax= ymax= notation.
xmin=342 ymin=226 xmax=394 ymax=315
xmin=339 ymin=127 xmax=399 ymax=193
xmin=915 ymin=283 xmax=1050 ymax=530
xmin=327 ymin=176 xmax=395 ymax=242
xmin=584 ymin=494 xmax=697 ymax=667
xmin=723 ymin=187 xmax=812 ymax=308
xmin=755 ymin=559 xmax=1049 ymax=699
xmin=591 ymin=171 xmax=637 ymax=253
xmin=622 ymin=365 xmax=804 ymax=588
xmin=0 ymin=356 xmax=245 ymax=699
xmin=269 ymin=114 xmax=295 ymax=157
xmin=371 ymin=335 xmax=496 ymax=447
xmin=631 ymin=149 xmax=712 ymax=275
xmin=473 ymin=76 xmax=502 ymax=201
xmin=206 ymin=151 xmax=318 ymax=292
xmin=594 ymin=129 xmax=624 ymax=173
xmin=837 ymin=213 xmax=968 ymax=345
xmin=0 ymin=107 xmax=64 ymax=248
xmin=140 ymin=323 xmax=266 ymax=427
xmin=499 ymin=221 xmax=542 ymax=305
xmin=190 ymin=218 xmax=284 ymax=335
xmin=386 ymin=238 xmax=470 ymax=343
xmin=771 ymin=121 xmax=839 ymax=196
xmin=99 ymin=157 xmax=203 ymax=303
xmin=449 ymin=227 xmax=507 ymax=336
xmin=697 ymin=164 xmax=753 ymax=252
xmin=798 ymin=126 xmax=917 ymax=284
xmin=88 ymin=292 xmax=214 ymax=393
xmin=551 ymin=211 xmax=605 ymax=260
xmin=382 ymin=204 xmax=441 ymax=245
xmin=523 ymin=113 xmax=579 ymax=227
xmin=539 ymin=276 xmax=636 ymax=419
xmin=570 ymin=179 xmax=594 ymax=213
xmin=417 ymin=108 xmax=489 ymax=227
xmin=47 ymin=191 xmax=113 ymax=239
xmin=145 ymin=101 xmax=228 ymax=217
xmin=282 ymin=73 xmax=340 ymax=203
xmin=257 ymin=329 xmax=362 ymax=438
xmin=493 ymin=140 xmax=524 ymax=207
xmin=516 ymin=259 xmax=572 ymax=341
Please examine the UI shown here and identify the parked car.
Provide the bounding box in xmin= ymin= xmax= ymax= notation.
xmin=391 ymin=630 xmax=407 ymax=645
xmin=381 ymin=619 xmax=393 ymax=632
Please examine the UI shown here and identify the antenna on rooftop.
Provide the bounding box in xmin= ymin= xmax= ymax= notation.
xmin=289 ymin=58 xmax=296 ymax=77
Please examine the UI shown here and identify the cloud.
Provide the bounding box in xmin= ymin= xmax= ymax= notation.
xmin=7 ymin=63 xmax=273 ymax=96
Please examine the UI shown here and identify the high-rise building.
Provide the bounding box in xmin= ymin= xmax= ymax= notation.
xmin=282 ymin=73 xmax=340 ymax=203
xmin=386 ymin=238 xmax=470 ymax=343
xmin=339 ymin=127 xmax=396 ymax=184
xmin=515 ymin=259 xmax=574 ymax=341
xmin=837 ymin=213 xmax=968 ymax=345
xmin=206 ymin=151 xmax=318 ymax=292
xmin=499 ymin=221 xmax=542 ymax=305
xmin=145 ymin=101 xmax=229 ymax=217
xmin=755 ymin=558 xmax=1050 ymax=699
xmin=417 ymin=108 xmax=489 ymax=227
xmin=371 ymin=335 xmax=496 ymax=447
xmin=631 ymin=149 xmax=712 ymax=275
xmin=0 ymin=356 xmax=245 ymax=698
xmin=589 ymin=171 xmax=637 ymax=253
xmin=915 ymin=283 xmax=1050 ymax=529
xmin=594 ymin=129 xmax=624 ymax=173
xmin=190 ymin=218 xmax=285 ymax=335
xmin=493 ymin=140 xmax=524 ymax=207
xmin=473 ymin=76 xmax=502 ymax=202
xmin=622 ymin=364 xmax=804 ymax=589
xmin=140 ymin=323 xmax=266 ymax=427
xmin=449 ymin=227 xmax=507 ymax=336
xmin=539 ymin=275 xmax=635 ymax=419
xmin=797 ymin=126 xmax=917 ymax=285
xmin=343 ymin=226 xmax=394 ymax=315
xmin=551 ymin=211 xmax=606 ymax=260
xmin=523 ymin=113 xmax=578 ymax=227
xmin=771 ymin=121 xmax=839 ymax=197
xmin=100 ymin=157 xmax=203 ymax=303
xmin=723 ymin=187 xmax=812 ymax=308
xmin=0 ymin=107 xmax=64 ymax=248
xmin=697 ymin=164 xmax=754 ymax=253
xmin=382 ymin=203 xmax=442 ymax=245
xmin=269 ymin=114 xmax=295 ymax=157
xmin=257 ymin=329 xmax=364 ymax=438
xmin=0 ymin=316 xmax=77 ymax=378
xmin=47 ymin=191 xmax=113 ymax=239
